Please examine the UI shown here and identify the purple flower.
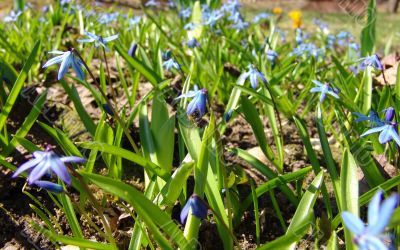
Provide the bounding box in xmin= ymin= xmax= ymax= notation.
xmin=266 ymin=50 xmax=278 ymax=64
xmin=353 ymin=111 xmax=384 ymax=127
xmin=184 ymin=22 xmax=198 ymax=30
xmin=12 ymin=150 xmax=86 ymax=186
xmin=252 ymin=12 xmax=272 ymax=23
xmin=176 ymin=86 xmax=208 ymax=117
xmin=180 ymin=194 xmax=208 ymax=224
xmin=361 ymin=123 xmax=400 ymax=146
xmin=341 ymin=190 xmax=398 ymax=250
xmin=179 ymin=8 xmax=192 ymax=20
xmin=4 ymin=10 xmax=22 ymax=23
xmin=384 ymin=107 xmax=395 ymax=122
xmin=239 ymin=65 xmax=268 ymax=89
xmin=145 ymin=0 xmax=159 ymax=7
xmin=34 ymin=180 xmax=64 ymax=193
xmin=186 ymin=38 xmax=200 ymax=49
xmin=310 ymin=80 xmax=340 ymax=103
xmin=128 ymin=43 xmax=138 ymax=57
xmin=359 ymin=54 xmax=383 ymax=71
xmin=163 ymin=58 xmax=181 ymax=71
xmin=43 ymin=50 xmax=85 ymax=80
xmin=78 ymin=31 xmax=119 ymax=51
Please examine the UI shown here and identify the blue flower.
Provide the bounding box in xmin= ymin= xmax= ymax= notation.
xmin=34 ymin=180 xmax=64 ymax=193
xmin=252 ymin=12 xmax=272 ymax=23
xmin=295 ymin=28 xmax=306 ymax=44
xmin=224 ymin=109 xmax=234 ymax=122
xmin=179 ymin=7 xmax=191 ymax=20
xmin=184 ymin=22 xmax=198 ymax=30
xmin=231 ymin=20 xmax=249 ymax=31
xmin=4 ymin=10 xmax=22 ymax=23
xmin=128 ymin=16 xmax=141 ymax=29
xmin=361 ymin=122 xmax=400 ymax=146
xmin=203 ymin=10 xmax=224 ymax=28
xmin=78 ymin=31 xmax=119 ymax=51
xmin=313 ymin=18 xmax=329 ymax=34
xmin=239 ymin=65 xmax=268 ymax=89
xmin=43 ymin=50 xmax=85 ymax=80
xmin=221 ymin=0 xmax=241 ymax=13
xmin=310 ymin=80 xmax=339 ymax=103
xmin=266 ymin=50 xmax=278 ymax=64
xmin=12 ymin=150 xmax=86 ymax=186
xmin=291 ymin=43 xmax=325 ymax=60
xmin=180 ymin=194 xmax=208 ymax=224
xmin=353 ymin=111 xmax=384 ymax=127
xmin=186 ymin=38 xmax=200 ymax=49
xmin=383 ymin=107 xmax=395 ymax=122
xmin=163 ymin=58 xmax=181 ymax=71
xmin=145 ymin=0 xmax=159 ymax=7
xmin=359 ymin=54 xmax=383 ymax=71
xmin=98 ymin=12 xmax=119 ymax=24
xmin=128 ymin=43 xmax=137 ymax=57
xmin=176 ymin=86 xmax=208 ymax=117
xmin=227 ymin=11 xmax=243 ymax=23
xmin=341 ymin=190 xmax=398 ymax=250
xmin=326 ymin=35 xmax=336 ymax=49
xmin=336 ymin=31 xmax=352 ymax=46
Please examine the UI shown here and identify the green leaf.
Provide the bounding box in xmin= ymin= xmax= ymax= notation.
xmin=287 ymin=171 xmax=323 ymax=234
xmin=233 ymin=148 xmax=298 ymax=205
xmin=81 ymin=172 xmax=188 ymax=250
xmin=0 ymin=40 xmax=40 ymax=131
xmin=60 ymin=80 xmax=96 ymax=136
xmin=240 ymin=96 xmax=279 ymax=168
xmin=360 ymin=0 xmax=376 ymax=56
xmin=2 ymin=91 xmax=47 ymax=156
xmin=316 ymin=106 xmax=342 ymax=211
xmin=258 ymin=171 xmax=324 ymax=250
xmin=115 ymin=44 xmax=162 ymax=86
xmin=188 ymin=1 xmax=203 ymax=39
xmin=361 ymin=66 xmax=372 ymax=114
xmin=32 ymin=223 xmax=112 ymax=250
xmin=79 ymin=142 xmax=168 ymax=179
xmin=59 ymin=193 xmax=84 ymax=239
xmin=151 ymin=91 xmax=175 ymax=173
xmin=340 ymin=149 xmax=359 ymax=250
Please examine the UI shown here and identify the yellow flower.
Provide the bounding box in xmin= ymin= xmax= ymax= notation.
xmin=272 ymin=7 xmax=282 ymax=15
xmin=288 ymin=10 xmax=302 ymax=28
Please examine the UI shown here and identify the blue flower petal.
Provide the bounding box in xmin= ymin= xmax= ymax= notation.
xmin=364 ymin=236 xmax=389 ymax=250
xmin=311 ymin=80 xmax=324 ymax=87
xmin=341 ymin=211 xmax=365 ymax=235
xmin=43 ymin=54 xmax=65 ymax=68
xmin=180 ymin=199 xmax=191 ymax=224
xmin=50 ymin=156 xmax=71 ymax=185
xmin=34 ymin=180 xmax=64 ymax=193
xmin=378 ymin=126 xmax=392 ymax=144
xmin=28 ymin=160 xmax=51 ymax=184
xmin=310 ymin=87 xmax=323 ymax=93
xmin=367 ymin=193 xmax=398 ymax=236
xmin=368 ymin=190 xmax=383 ymax=230
xmin=60 ymin=156 xmax=86 ymax=163
xmin=58 ymin=51 xmax=72 ymax=80
xmin=103 ymin=34 xmax=119 ymax=42
xmin=387 ymin=127 xmax=400 ymax=147
xmin=71 ymin=57 xmax=85 ymax=80
xmin=360 ymin=126 xmax=385 ymax=138
xmin=12 ymin=157 xmax=42 ymax=178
